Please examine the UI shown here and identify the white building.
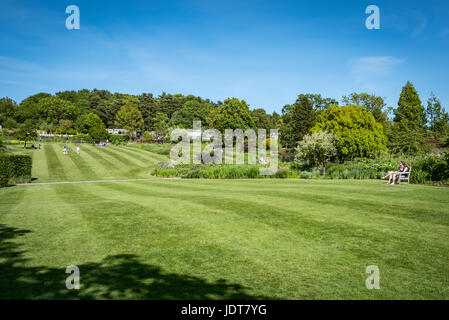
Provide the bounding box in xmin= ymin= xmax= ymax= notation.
xmin=107 ymin=128 xmax=127 ymax=135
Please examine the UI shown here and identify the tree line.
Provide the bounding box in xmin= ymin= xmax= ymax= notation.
xmin=0 ymin=81 xmax=448 ymax=161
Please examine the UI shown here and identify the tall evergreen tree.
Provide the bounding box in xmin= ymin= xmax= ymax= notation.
xmin=280 ymin=94 xmax=321 ymax=148
xmin=156 ymin=92 xmax=184 ymax=119
xmin=138 ymin=93 xmax=156 ymax=131
xmin=389 ymin=82 xmax=429 ymax=154
xmin=394 ymin=81 xmax=426 ymax=130
xmin=426 ymin=92 xmax=449 ymax=136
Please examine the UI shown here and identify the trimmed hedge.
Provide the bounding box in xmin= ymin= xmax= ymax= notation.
xmin=9 ymin=155 xmax=32 ymax=183
xmin=0 ymin=154 xmax=32 ymax=187
xmin=0 ymin=154 xmax=10 ymax=187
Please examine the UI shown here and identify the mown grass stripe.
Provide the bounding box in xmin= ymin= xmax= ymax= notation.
xmin=98 ymin=146 xmax=148 ymax=167
xmin=158 ymin=179 xmax=449 ymax=227
xmin=77 ymin=181 xmax=330 ymax=298
xmin=31 ymin=147 xmax=49 ymax=182
xmin=107 ymin=146 xmax=157 ymax=164
xmin=81 ymin=145 xmax=125 ymax=175
xmin=65 ymin=145 xmax=100 ymax=180
xmin=72 ymin=144 xmax=118 ymax=179
xmin=85 ymin=146 xmax=154 ymax=179
xmin=121 ymin=145 xmax=167 ymax=163
xmin=51 ymin=144 xmax=88 ymax=181
xmin=124 ymin=145 xmax=168 ymax=162
xmin=128 ymin=180 xmax=449 ymax=249
xmin=44 ymin=143 xmax=67 ymax=181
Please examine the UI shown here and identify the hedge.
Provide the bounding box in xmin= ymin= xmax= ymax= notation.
xmin=0 ymin=154 xmax=32 ymax=187
xmin=0 ymin=154 xmax=10 ymax=187
xmin=9 ymin=154 xmax=32 ymax=183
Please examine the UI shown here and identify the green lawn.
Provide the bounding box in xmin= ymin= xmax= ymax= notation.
xmin=1 ymin=144 xmax=448 ymax=299
xmin=8 ymin=143 xmax=165 ymax=182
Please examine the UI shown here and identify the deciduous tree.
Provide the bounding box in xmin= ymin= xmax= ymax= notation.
xmin=115 ymin=103 xmax=144 ymax=139
xmin=294 ymin=131 xmax=337 ymax=172
xmin=16 ymin=119 xmax=37 ymax=148
xmin=170 ymin=100 xmax=213 ymax=128
xmin=342 ymin=93 xmax=388 ymax=127
xmin=311 ymin=105 xmax=387 ymax=162
xmin=206 ymin=98 xmax=255 ymax=133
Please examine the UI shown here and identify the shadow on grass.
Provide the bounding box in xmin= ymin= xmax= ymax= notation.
xmin=0 ymin=224 xmax=267 ymax=300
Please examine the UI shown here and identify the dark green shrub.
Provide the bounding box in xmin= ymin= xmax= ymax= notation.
xmin=409 ymin=153 xmax=449 ymax=183
xmin=327 ymin=158 xmax=398 ymax=180
xmin=409 ymin=168 xmax=427 ymax=184
xmin=152 ymin=163 xmax=193 ymax=178
xmin=9 ymin=155 xmax=32 ymax=183
xmin=299 ymin=170 xmax=321 ymax=179
xmin=273 ymin=168 xmax=288 ymax=179
xmin=300 ymin=171 xmax=313 ymax=179
xmin=192 ymin=165 xmax=260 ymax=179
xmin=324 ymin=154 xmax=449 ymax=184
xmin=0 ymin=154 xmax=10 ymax=187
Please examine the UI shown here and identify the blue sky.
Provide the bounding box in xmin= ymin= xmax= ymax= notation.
xmin=1 ymin=0 xmax=448 ymax=113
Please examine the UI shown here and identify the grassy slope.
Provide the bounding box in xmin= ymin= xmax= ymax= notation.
xmin=28 ymin=143 xmax=167 ymax=182
xmin=1 ymin=175 xmax=449 ymax=299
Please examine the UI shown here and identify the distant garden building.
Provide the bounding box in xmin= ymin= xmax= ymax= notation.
xmin=107 ymin=128 xmax=127 ymax=135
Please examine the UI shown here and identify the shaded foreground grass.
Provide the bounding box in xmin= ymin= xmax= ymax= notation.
xmin=1 ymin=179 xmax=448 ymax=299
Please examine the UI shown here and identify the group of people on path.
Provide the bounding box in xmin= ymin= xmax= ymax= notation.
xmin=382 ymin=162 xmax=410 ymax=185
xmin=92 ymin=139 xmax=120 ymax=147
xmin=63 ymin=145 xmax=80 ymax=155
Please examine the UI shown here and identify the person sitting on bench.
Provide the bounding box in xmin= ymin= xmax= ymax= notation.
xmin=382 ymin=162 xmax=408 ymax=184
xmin=394 ymin=162 xmax=410 ymax=184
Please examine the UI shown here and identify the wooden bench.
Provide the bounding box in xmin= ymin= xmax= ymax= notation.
xmin=396 ymin=167 xmax=411 ymax=184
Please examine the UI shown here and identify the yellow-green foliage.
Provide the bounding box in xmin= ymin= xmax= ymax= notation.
xmin=312 ymin=105 xmax=387 ymax=162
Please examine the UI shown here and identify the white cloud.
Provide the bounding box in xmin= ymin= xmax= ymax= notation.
xmin=349 ymin=56 xmax=404 ymax=82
